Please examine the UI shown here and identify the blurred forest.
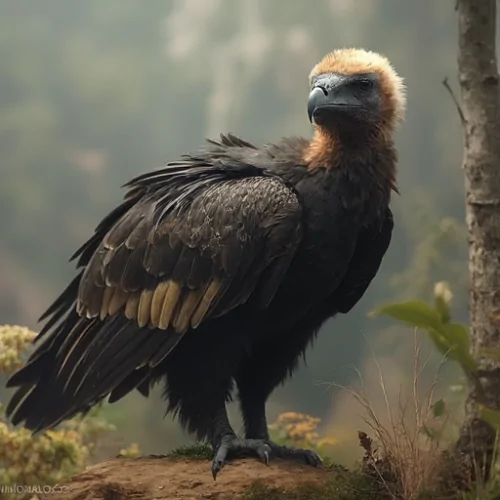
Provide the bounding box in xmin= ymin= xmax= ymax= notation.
xmin=0 ymin=0 xmax=490 ymax=464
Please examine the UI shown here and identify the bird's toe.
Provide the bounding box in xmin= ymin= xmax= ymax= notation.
xmin=211 ymin=440 xmax=230 ymax=480
xmin=211 ymin=437 xmax=272 ymax=479
xmin=266 ymin=442 xmax=323 ymax=468
xmin=302 ymin=449 xmax=323 ymax=467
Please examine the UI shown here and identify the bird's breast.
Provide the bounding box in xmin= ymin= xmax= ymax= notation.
xmin=264 ymin=169 xmax=388 ymax=325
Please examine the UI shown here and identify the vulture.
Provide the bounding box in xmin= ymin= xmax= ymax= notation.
xmin=6 ymin=48 xmax=405 ymax=478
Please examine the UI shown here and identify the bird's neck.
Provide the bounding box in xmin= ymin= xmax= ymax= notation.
xmin=303 ymin=129 xmax=340 ymax=170
xmin=303 ymin=126 xmax=399 ymax=194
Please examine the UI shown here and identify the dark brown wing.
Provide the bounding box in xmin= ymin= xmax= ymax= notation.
xmin=6 ymin=161 xmax=303 ymax=431
xmin=78 ymin=175 xmax=303 ymax=334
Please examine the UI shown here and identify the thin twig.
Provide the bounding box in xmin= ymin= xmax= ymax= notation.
xmin=442 ymin=77 xmax=466 ymax=127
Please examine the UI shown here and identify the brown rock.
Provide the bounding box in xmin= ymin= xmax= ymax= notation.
xmin=50 ymin=457 xmax=331 ymax=500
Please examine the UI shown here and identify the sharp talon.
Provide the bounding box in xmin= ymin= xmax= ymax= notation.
xmin=256 ymin=444 xmax=271 ymax=465
xmin=212 ymin=457 xmax=225 ymax=480
xmin=210 ymin=438 xmax=273 ymax=477
xmin=211 ymin=440 xmax=230 ymax=480
xmin=264 ymin=444 xmax=272 ymax=465
xmin=211 ymin=461 xmax=220 ymax=481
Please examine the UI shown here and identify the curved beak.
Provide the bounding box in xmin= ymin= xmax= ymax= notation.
xmin=307 ymin=87 xmax=329 ymax=123
xmin=307 ymin=77 xmax=362 ymax=123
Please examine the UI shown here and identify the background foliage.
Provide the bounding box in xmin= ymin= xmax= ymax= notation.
xmin=0 ymin=325 xmax=139 ymax=499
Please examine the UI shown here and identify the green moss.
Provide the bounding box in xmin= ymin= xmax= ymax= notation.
xmin=167 ymin=443 xmax=213 ymax=460
xmin=240 ymin=469 xmax=389 ymax=500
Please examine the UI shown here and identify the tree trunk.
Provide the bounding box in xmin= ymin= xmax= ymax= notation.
xmin=455 ymin=0 xmax=500 ymax=477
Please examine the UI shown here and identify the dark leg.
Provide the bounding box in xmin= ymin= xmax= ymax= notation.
xmin=238 ymin=386 xmax=322 ymax=467
xmin=240 ymin=397 xmax=270 ymax=440
xmin=235 ymin=328 xmax=323 ymax=468
xmin=209 ymin=405 xmax=272 ymax=479
xmin=164 ymin=375 xmax=273 ymax=478
xmin=159 ymin=316 xmax=274 ymax=479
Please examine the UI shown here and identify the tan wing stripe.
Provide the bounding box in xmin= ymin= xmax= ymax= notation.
xmin=137 ymin=289 xmax=154 ymax=327
xmin=191 ymin=280 xmax=221 ymax=329
xmin=158 ymin=281 xmax=181 ymax=330
xmin=150 ymin=281 xmax=171 ymax=327
xmin=108 ymin=287 xmax=129 ymax=316
xmin=173 ymin=288 xmax=205 ymax=333
xmin=100 ymin=287 xmax=114 ymax=320
xmin=125 ymin=293 xmax=140 ymax=320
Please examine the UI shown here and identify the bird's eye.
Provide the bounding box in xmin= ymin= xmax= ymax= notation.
xmin=357 ymin=79 xmax=374 ymax=90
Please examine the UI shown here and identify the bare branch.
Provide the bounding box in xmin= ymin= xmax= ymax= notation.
xmin=442 ymin=77 xmax=466 ymax=128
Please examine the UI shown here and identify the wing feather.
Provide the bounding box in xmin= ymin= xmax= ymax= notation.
xmin=333 ymin=208 xmax=394 ymax=313
xmin=6 ymin=151 xmax=304 ymax=431
xmin=78 ymin=176 xmax=302 ymax=333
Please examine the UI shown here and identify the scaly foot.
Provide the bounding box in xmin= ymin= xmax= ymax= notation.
xmin=266 ymin=441 xmax=323 ymax=467
xmin=212 ymin=436 xmax=271 ymax=479
xmin=211 ymin=437 xmax=323 ymax=479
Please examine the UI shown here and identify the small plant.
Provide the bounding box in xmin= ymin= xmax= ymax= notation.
xmin=368 ymin=283 xmax=500 ymax=498
xmin=331 ymin=333 xmax=447 ymax=500
xmin=167 ymin=443 xmax=213 ymax=460
xmin=268 ymin=411 xmax=338 ymax=461
xmin=372 ymin=282 xmax=500 ymax=436
xmin=0 ymin=324 xmax=140 ymax=499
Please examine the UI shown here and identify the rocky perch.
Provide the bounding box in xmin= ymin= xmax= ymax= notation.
xmin=51 ymin=445 xmax=387 ymax=500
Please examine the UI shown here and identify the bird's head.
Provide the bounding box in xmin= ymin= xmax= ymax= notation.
xmin=307 ymin=48 xmax=405 ymax=140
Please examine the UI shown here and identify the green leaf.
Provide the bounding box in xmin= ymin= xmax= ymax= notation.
xmin=371 ymin=300 xmax=478 ymax=376
xmin=479 ymin=406 xmax=500 ymax=432
xmin=371 ymin=300 xmax=443 ymax=331
xmin=426 ymin=328 xmax=456 ymax=357
xmin=440 ymin=323 xmax=477 ymax=372
xmin=432 ymin=399 xmax=445 ymax=418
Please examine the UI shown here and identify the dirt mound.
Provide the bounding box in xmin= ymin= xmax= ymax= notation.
xmin=51 ymin=456 xmax=332 ymax=500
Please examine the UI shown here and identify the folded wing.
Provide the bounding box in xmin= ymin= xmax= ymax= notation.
xmin=6 ymin=158 xmax=303 ymax=431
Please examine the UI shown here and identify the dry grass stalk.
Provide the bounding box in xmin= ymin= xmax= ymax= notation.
xmin=330 ymin=330 xmax=449 ymax=500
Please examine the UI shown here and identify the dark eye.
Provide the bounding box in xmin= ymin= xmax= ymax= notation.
xmin=357 ymin=78 xmax=373 ymax=90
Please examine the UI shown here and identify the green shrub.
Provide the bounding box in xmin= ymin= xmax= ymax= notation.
xmin=0 ymin=325 xmax=139 ymax=499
